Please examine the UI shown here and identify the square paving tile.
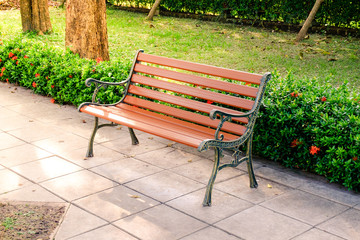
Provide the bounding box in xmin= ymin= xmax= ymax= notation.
xmin=69 ymin=224 xmax=138 ymax=240
xmin=261 ymin=190 xmax=349 ymax=225
xmin=172 ymin=143 xmax=214 ymax=159
xmin=101 ymin=133 xmax=167 ymax=156
xmin=215 ymin=205 xmax=311 ymax=240
xmin=318 ymin=208 xmax=360 ymax=239
xmin=0 ymin=115 xmax=36 ymax=132
xmin=55 ymin=205 xmax=107 ymax=240
xmin=40 ymin=170 xmax=117 ymax=201
xmin=0 ymin=184 xmax=65 ymax=202
xmin=0 ymin=106 xmax=19 ymax=119
xmin=167 ymin=188 xmax=253 ymax=224
xmin=8 ymin=122 xmax=65 ymax=142
xmin=215 ymin=175 xmax=290 ymax=204
xmin=170 ymin=159 xmax=244 ymax=184
xmin=0 ymin=132 xmax=25 ymax=150
xmin=292 ymin=228 xmax=344 ymax=240
xmin=33 ymin=133 xmax=89 ymax=155
xmin=299 ymin=181 xmax=360 ymax=207
xmin=11 ymin=156 xmax=82 ymax=183
xmin=355 ymin=204 xmax=360 ymax=211
xmin=125 ymin=170 xmax=205 ymax=202
xmin=0 ymin=144 xmax=52 ymax=168
xmin=135 ymin=147 xmax=204 ymax=169
xmin=60 ymin=145 xmax=127 ymax=169
xmin=0 ymin=169 xmax=32 ymax=194
xmin=181 ymin=226 xmax=240 ymax=240
xmin=74 ymin=185 xmax=159 ymax=222
xmin=7 ymin=101 xmax=59 ymax=115
xmin=255 ymin=166 xmax=310 ymax=189
xmin=91 ymin=157 xmax=162 ymax=184
xmin=114 ymin=204 xmax=207 ymax=240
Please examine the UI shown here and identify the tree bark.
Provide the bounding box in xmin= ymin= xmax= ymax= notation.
xmin=20 ymin=0 xmax=52 ymax=34
xmin=146 ymin=0 xmax=161 ymax=21
xmin=65 ymin=0 xmax=110 ymax=61
xmin=295 ymin=0 xmax=324 ymax=43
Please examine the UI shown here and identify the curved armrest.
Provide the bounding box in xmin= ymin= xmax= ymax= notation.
xmin=209 ymin=109 xmax=255 ymax=120
xmin=85 ymin=77 xmax=129 ymax=88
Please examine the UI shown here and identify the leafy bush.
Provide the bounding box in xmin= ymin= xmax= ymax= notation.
xmin=254 ymin=71 xmax=360 ymax=191
xmin=0 ymin=37 xmax=131 ymax=106
xmin=1 ymin=37 xmax=359 ymax=192
xmin=111 ymin=0 xmax=360 ymax=29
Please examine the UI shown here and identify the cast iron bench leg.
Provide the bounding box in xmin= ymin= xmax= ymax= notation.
xmin=246 ymin=133 xmax=258 ymax=188
xmin=203 ymin=147 xmax=221 ymax=206
xmin=86 ymin=117 xmax=99 ymax=158
xmin=128 ymin=127 xmax=139 ymax=145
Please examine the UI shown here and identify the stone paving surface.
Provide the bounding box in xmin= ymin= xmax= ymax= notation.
xmin=1 ymin=82 xmax=360 ymax=240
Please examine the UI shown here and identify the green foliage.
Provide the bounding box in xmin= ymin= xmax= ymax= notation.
xmin=0 ymin=37 xmax=131 ymax=106
xmin=112 ymin=0 xmax=360 ymax=29
xmin=254 ymin=71 xmax=360 ymax=191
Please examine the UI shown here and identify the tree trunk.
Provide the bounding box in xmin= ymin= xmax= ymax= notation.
xmin=295 ymin=0 xmax=324 ymax=43
xmin=146 ymin=0 xmax=161 ymax=21
xmin=65 ymin=0 xmax=110 ymax=61
xmin=20 ymin=0 xmax=52 ymax=34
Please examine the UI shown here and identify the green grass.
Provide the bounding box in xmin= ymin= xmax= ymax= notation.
xmin=1 ymin=7 xmax=359 ymax=86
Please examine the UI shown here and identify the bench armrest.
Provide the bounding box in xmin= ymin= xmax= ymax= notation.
xmin=77 ymin=77 xmax=130 ymax=111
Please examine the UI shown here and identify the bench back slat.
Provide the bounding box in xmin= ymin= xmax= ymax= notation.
xmin=137 ymin=52 xmax=263 ymax=85
xmin=127 ymin=85 xmax=249 ymax=124
xmin=123 ymin=95 xmax=246 ymax=136
xmin=133 ymin=63 xmax=259 ymax=98
xmin=131 ymin=74 xmax=255 ymax=111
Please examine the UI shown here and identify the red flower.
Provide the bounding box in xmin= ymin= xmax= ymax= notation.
xmin=35 ymin=73 xmax=40 ymax=77
xmin=50 ymin=98 xmax=55 ymax=104
xmin=1 ymin=67 xmax=5 ymax=72
xmin=92 ymin=69 xmax=95 ymax=72
xmin=96 ymin=57 xmax=102 ymax=64
xmin=0 ymin=58 xmax=2 ymax=62
xmin=6 ymin=79 xmax=9 ymax=83
xmin=290 ymin=139 xmax=301 ymax=148
xmin=32 ymin=82 xmax=37 ymax=88
xmin=9 ymin=52 xmax=14 ymax=58
xmin=12 ymin=56 xmax=18 ymax=60
xmin=24 ymin=55 xmax=29 ymax=58
xmin=321 ymin=96 xmax=327 ymax=102
xmin=0 ymin=73 xmax=3 ymax=77
xmin=30 ymin=63 xmax=34 ymax=66
xmin=353 ymin=157 xmax=358 ymax=161
xmin=46 ymin=76 xmax=49 ymax=80
xmin=310 ymin=146 xmax=320 ymax=155
xmin=207 ymin=100 xmax=214 ymax=104
xmin=16 ymin=61 xmax=19 ymax=65
xmin=245 ymin=83 xmax=251 ymax=86
xmin=51 ymin=85 xmax=54 ymax=88
xmin=291 ymin=92 xmax=299 ymax=98
xmin=69 ymin=75 xmax=73 ymax=78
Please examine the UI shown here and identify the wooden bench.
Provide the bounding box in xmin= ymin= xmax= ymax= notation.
xmin=78 ymin=50 xmax=271 ymax=206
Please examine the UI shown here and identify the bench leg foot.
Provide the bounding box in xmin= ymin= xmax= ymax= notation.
xmin=128 ymin=127 xmax=139 ymax=145
xmin=86 ymin=117 xmax=99 ymax=158
xmin=246 ymin=134 xmax=258 ymax=188
xmin=203 ymin=147 xmax=221 ymax=207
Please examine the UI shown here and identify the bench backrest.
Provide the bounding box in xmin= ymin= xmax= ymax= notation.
xmin=121 ymin=50 xmax=270 ymax=137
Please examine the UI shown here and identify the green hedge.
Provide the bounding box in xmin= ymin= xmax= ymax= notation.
xmin=110 ymin=0 xmax=360 ymax=29
xmin=1 ymin=37 xmax=359 ymax=191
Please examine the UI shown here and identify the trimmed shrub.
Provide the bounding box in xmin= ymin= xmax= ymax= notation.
xmin=1 ymin=37 xmax=359 ymax=191
xmin=254 ymin=71 xmax=360 ymax=191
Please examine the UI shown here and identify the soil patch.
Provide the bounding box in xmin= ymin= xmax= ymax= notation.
xmin=0 ymin=201 xmax=67 ymax=240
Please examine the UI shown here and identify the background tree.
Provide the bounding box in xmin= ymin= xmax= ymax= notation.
xmin=65 ymin=0 xmax=110 ymax=61
xmin=295 ymin=0 xmax=324 ymax=43
xmin=20 ymin=0 xmax=52 ymax=34
xmin=146 ymin=0 xmax=161 ymax=21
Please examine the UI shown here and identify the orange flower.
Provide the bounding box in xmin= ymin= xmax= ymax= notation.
xmin=50 ymin=98 xmax=55 ymax=104
xmin=353 ymin=157 xmax=358 ymax=161
xmin=321 ymin=96 xmax=327 ymax=102
xmin=207 ymin=100 xmax=214 ymax=104
xmin=35 ymin=73 xmax=40 ymax=77
xmin=12 ymin=56 xmax=18 ymax=60
xmin=9 ymin=52 xmax=14 ymax=58
xmin=69 ymin=75 xmax=73 ymax=78
xmin=310 ymin=146 xmax=320 ymax=155
xmin=290 ymin=139 xmax=301 ymax=148
xmin=290 ymin=92 xmax=299 ymax=97
xmin=0 ymin=58 xmax=2 ymax=62
xmin=51 ymin=85 xmax=54 ymax=88
xmin=24 ymin=55 xmax=29 ymax=58
xmin=32 ymin=82 xmax=37 ymax=88
xmin=6 ymin=79 xmax=9 ymax=83
xmin=96 ymin=57 xmax=102 ymax=64
xmin=16 ymin=61 xmax=19 ymax=65
xmin=1 ymin=67 xmax=5 ymax=72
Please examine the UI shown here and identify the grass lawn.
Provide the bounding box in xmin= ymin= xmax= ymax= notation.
xmin=1 ymin=7 xmax=359 ymax=86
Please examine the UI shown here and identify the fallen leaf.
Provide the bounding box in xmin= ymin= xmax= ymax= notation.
xmin=148 ymin=137 xmax=154 ymax=140
xmin=82 ymin=119 xmax=87 ymax=123
xmin=167 ymin=143 xmax=174 ymax=147
xmin=117 ymin=126 xmax=122 ymax=130
xmin=130 ymin=195 xmax=140 ymax=198
xmin=188 ymin=159 xmax=192 ymax=163
xmin=267 ymin=184 xmax=273 ymax=188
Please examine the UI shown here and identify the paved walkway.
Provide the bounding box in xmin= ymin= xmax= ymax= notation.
xmin=0 ymin=82 xmax=359 ymax=240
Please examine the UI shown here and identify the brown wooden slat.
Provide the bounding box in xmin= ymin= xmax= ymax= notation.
xmin=127 ymin=85 xmax=249 ymax=124
xmin=114 ymin=104 xmax=239 ymax=141
xmin=123 ymin=95 xmax=246 ymax=136
xmin=134 ymin=63 xmax=258 ymax=98
xmin=131 ymin=74 xmax=254 ymax=111
xmin=137 ymin=52 xmax=262 ymax=85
